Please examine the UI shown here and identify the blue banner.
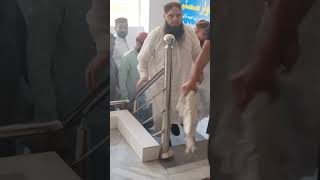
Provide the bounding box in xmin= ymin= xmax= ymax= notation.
xmin=180 ymin=0 xmax=210 ymax=27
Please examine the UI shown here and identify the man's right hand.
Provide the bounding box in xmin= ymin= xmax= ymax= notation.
xmin=230 ymin=58 xmax=279 ymax=110
xmin=181 ymin=80 xmax=197 ymax=96
xmin=136 ymin=78 xmax=148 ymax=90
xmin=231 ymin=29 xmax=300 ymax=110
xmin=181 ymin=70 xmax=204 ymax=96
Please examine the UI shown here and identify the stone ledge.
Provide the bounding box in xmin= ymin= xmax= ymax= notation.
xmin=110 ymin=110 xmax=160 ymax=162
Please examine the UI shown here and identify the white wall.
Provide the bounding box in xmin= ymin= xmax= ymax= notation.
xmin=111 ymin=0 xmax=179 ymax=34
xmin=110 ymin=0 xmax=180 ymax=45
xmin=148 ymin=0 xmax=179 ymax=32
xmin=140 ymin=0 xmax=149 ymax=32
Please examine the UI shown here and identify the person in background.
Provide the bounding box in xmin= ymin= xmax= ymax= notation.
xmin=136 ymin=2 xmax=202 ymax=138
xmin=119 ymin=32 xmax=147 ymax=102
xmin=194 ymin=19 xmax=211 ymax=130
xmin=195 ymin=19 xmax=210 ymax=47
xmin=182 ymin=39 xmax=210 ymax=180
xmin=118 ymin=32 xmax=153 ymax=129
xmin=113 ymin=17 xmax=130 ymax=68
xmin=110 ymin=34 xmax=121 ymax=102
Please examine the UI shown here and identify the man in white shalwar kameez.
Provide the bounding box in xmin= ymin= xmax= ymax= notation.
xmin=137 ymin=2 xmax=202 ymax=134
xmin=113 ymin=17 xmax=130 ymax=68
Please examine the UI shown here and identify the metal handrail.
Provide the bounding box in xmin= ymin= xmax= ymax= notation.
xmin=160 ymin=34 xmax=175 ymax=159
xmin=110 ymin=100 xmax=129 ymax=106
xmin=110 ymin=34 xmax=176 ymax=160
xmin=129 ymin=67 xmax=164 ymax=104
xmin=152 ymin=130 xmax=164 ymax=137
xmin=110 ymin=67 xmax=164 ymax=107
xmin=132 ymin=88 xmax=165 ymax=115
xmin=141 ymin=109 xmax=165 ymax=125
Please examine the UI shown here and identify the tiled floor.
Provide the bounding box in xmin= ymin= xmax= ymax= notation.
xmin=150 ymin=117 xmax=209 ymax=146
xmin=110 ymin=129 xmax=209 ymax=180
xmin=110 ymin=116 xmax=320 ymax=180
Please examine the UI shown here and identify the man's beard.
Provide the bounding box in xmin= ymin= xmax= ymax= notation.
xmin=163 ymin=22 xmax=184 ymax=41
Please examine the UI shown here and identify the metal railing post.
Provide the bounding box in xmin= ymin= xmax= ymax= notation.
xmin=160 ymin=34 xmax=175 ymax=159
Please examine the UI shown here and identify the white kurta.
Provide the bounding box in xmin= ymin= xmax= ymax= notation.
xmin=113 ymin=35 xmax=129 ymax=68
xmin=137 ymin=24 xmax=202 ymax=132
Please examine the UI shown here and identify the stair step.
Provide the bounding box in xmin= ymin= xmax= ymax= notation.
xmin=159 ymin=140 xmax=208 ymax=170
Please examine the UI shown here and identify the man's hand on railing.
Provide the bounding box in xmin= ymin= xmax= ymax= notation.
xmin=136 ymin=78 xmax=148 ymax=90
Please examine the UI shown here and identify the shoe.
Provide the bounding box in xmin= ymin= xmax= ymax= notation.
xmin=171 ymin=124 xmax=180 ymax=136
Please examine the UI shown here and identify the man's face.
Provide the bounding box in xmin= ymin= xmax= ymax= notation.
xmin=115 ymin=23 xmax=128 ymax=38
xmin=164 ymin=7 xmax=182 ymax=27
xmin=196 ymin=28 xmax=208 ymax=42
xmin=134 ymin=41 xmax=143 ymax=52
xmin=163 ymin=7 xmax=184 ymax=41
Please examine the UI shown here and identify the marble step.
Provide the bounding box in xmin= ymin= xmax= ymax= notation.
xmin=159 ymin=140 xmax=208 ymax=174
xmin=110 ymin=110 xmax=161 ymax=162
